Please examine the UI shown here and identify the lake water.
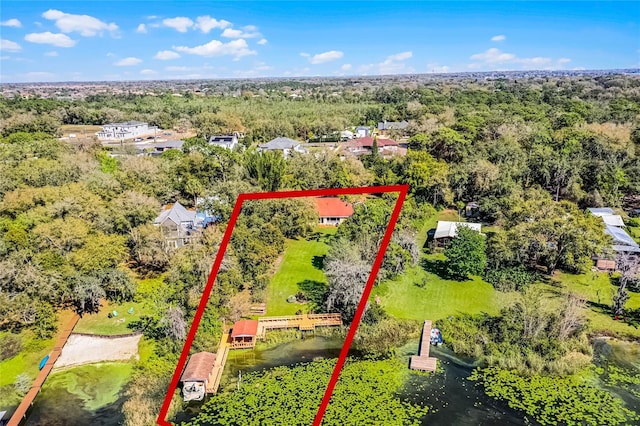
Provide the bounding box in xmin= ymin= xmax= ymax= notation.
xmin=174 ymin=335 xmax=530 ymax=425
xmin=16 ymin=337 xmax=639 ymax=425
xmin=19 ymin=363 xmax=131 ymax=426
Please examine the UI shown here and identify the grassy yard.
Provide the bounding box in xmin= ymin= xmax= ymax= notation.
xmin=551 ymin=271 xmax=640 ymax=338
xmin=372 ymin=208 xmax=515 ymax=321
xmin=266 ymin=227 xmax=336 ymax=316
xmin=74 ymin=277 xmax=161 ymax=335
xmin=373 ymin=255 xmax=517 ymax=321
xmin=74 ymin=300 xmax=155 ymax=335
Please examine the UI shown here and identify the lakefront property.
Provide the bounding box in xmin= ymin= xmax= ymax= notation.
xmin=1 ymin=15 xmax=639 ymax=423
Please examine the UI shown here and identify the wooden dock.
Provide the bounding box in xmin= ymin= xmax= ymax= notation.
xmin=202 ymin=313 xmax=342 ymax=394
xmin=255 ymin=313 xmax=342 ymax=339
xmin=206 ymin=333 xmax=229 ymax=394
xmin=8 ymin=313 xmax=80 ymax=426
xmin=409 ymin=320 xmax=438 ymax=372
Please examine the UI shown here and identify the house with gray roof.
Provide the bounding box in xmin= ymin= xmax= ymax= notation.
xmin=258 ymin=137 xmax=306 ymax=159
xmin=154 ymin=202 xmax=197 ymax=249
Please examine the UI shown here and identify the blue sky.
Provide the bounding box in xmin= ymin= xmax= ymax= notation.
xmin=0 ymin=1 xmax=638 ymax=83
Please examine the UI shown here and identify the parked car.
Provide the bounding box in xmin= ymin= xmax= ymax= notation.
xmin=134 ymin=138 xmax=143 ymax=141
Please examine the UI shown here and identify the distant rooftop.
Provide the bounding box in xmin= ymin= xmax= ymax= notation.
xmin=260 ymin=137 xmax=302 ymax=150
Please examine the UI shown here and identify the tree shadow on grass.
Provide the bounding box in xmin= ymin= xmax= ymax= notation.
xmin=312 ymin=255 xmax=325 ymax=270
xmin=307 ymin=231 xmax=334 ymax=244
xmin=419 ymin=257 xmax=465 ymax=281
xmin=298 ymin=279 xmax=327 ymax=312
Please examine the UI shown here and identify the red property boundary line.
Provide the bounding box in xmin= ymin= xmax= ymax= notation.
xmin=157 ymin=184 xmax=409 ymax=426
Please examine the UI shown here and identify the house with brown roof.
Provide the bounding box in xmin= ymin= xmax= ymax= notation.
xmin=180 ymin=352 xmax=216 ymax=401
xmin=316 ymin=197 xmax=354 ymax=226
xmin=341 ymin=137 xmax=405 ymax=158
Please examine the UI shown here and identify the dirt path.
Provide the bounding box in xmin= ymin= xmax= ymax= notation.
xmin=53 ymin=333 xmax=142 ymax=369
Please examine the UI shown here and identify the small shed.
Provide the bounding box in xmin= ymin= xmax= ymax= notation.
xmin=433 ymin=221 xmax=482 ymax=247
xmin=181 ymin=352 xmax=216 ymax=401
xmin=230 ymin=319 xmax=259 ymax=348
xmin=465 ymin=202 xmax=480 ymax=218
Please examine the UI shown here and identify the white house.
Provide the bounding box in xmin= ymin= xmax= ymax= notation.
xmin=355 ymin=126 xmax=370 ymax=138
xmin=208 ymin=135 xmax=239 ymax=150
xmin=258 ymin=137 xmax=306 ymax=159
xmin=96 ymin=121 xmax=152 ymax=141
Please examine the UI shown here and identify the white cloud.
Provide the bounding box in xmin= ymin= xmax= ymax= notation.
xmin=257 ymin=38 xmax=268 ymax=45
xmin=469 ymin=48 xmax=569 ymax=70
xmin=386 ymin=51 xmax=412 ymax=61
xmin=300 ymin=52 xmax=310 ymax=57
xmin=470 ymin=48 xmax=516 ymax=64
xmin=136 ymin=24 xmax=147 ymax=33
xmin=162 ymin=17 xmax=194 ymax=32
xmin=221 ymin=28 xmax=261 ymax=39
xmin=154 ymin=50 xmax=180 ymax=60
xmin=24 ymin=32 xmax=76 ymax=47
xmin=114 ymin=57 xmax=142 ymax=66
xmin=0 ymin=39 xmax=21 ymax=52
xmin=195 ymin=16 xmax=231 ymax=33
xmin=44 ymin=51 xmax=59 ymax=57
xmin=1 ymin=19 xmax=22 ymax=28
xmin=42 ymin=9 xmax=118 ymax=36
xmin=359 ymin=51 xmax=415 ymax=75
xmin=341 ymin=63 xmax=352 ymax=71
xmin=243 ymin=25 xmax=258 ymax=32
xmin=491 ymin=35 xmax=506 ymax=42
xmin=173 ymin=38 xmax=256 ymax=60
xmin=140 ymin=69 xmax=158 ymax=75
xmin=309 ymin=50 xmax=343 ymax=64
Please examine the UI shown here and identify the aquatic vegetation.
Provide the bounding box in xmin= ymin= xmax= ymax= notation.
xmin=599 ymin=363 xmax=640 ymax=398
xmin=45 ymin=363 xmax=133 ymax=411
xmin=469 ymin=367 xmax=639 ymax=425
xmin=181 ymin=358 xmax=428 ymax=426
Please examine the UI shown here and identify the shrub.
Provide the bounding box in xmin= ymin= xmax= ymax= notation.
xmin=0 ymin=333 xmax=22 ymax=361
xmin=483 ymin=266 xmax=539 ymax=292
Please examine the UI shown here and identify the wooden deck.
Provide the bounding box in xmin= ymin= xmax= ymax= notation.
xmin=8 ymin=313 xmax=80 ymax=426
xmin=409 ymin=320 xmax=438 ymax=372
xmin=202 ymin=314 xmax=342 ymax=394
xmin=256 ymin=313 xmax=342 ymax=338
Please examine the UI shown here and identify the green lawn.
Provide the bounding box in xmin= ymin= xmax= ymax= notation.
xmin=74 ymin=277 xmax=161 ymax=335
xmin=373 ymin=255 xmax=517 ymax=321
xmin=266 ymin=228 xmax=336 ymax=316
xmin=628 ymin=225 xmax=640 ymax=244
xmin=551 ymin=271 xmax=640 ymax=338
xmin=74 ymin=299 xmax=154 ymax=335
